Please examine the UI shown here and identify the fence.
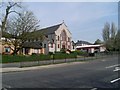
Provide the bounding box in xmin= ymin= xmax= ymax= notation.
xmin=2 ymin=52 xmax=119 ymax=68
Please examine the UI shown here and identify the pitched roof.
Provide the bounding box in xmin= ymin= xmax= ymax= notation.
xmin=34 ymin=23 xmax=62 ymax=35
xmin=22 ymin=41 xmax=42 ymax=49
xmin=72 ymin=41 xmax=75 ymax=45
xmin=75 ymin=40 xmax=92 ymax=45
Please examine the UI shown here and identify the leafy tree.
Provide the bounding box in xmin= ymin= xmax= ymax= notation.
xmin=94 ymin=39 xmax=103 ymax=45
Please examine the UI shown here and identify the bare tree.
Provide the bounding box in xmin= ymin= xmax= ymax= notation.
xmin=6 ymin=11 xmax=44 ymax=55
xmin=0 ymin=2 xmax=22 ymax=32
xmin=102 ymin=22 xmax=110 ymax=42
xmin=111 ymin=22 xmax=117 ymax=39
xmin=102 ymin=22 xmax=117 ymax=51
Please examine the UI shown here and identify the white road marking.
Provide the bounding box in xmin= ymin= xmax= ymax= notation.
xmin=101 ymin=59 xmax=106 ymax=61
xmin=113 ymin=67 xmax=120 ymax=72
xmin=105 ymin=64 xmax=120 ymax=69
xmin=110 ymin=78 xmax=120 ymax=83
xmin=91 ymin=88 xmax=97 ymax=90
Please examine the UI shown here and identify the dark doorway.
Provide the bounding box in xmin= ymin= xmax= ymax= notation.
xmin=25 ymin=48 xmax=30 ymax=54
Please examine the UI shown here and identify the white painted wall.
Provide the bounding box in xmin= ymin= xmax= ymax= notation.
xmin=100 ymin=46 xmax=106 ymax=52
xmin=55 ymin=23 xmax=71 ymax=39
xmin=49 ymin=43 xmax=55 ymax=52
xmin=55 ymin=23 xmax=72 ymax=51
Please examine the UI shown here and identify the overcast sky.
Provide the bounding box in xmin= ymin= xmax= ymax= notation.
xmin=23 ymin=2 xmax=118 ymax=43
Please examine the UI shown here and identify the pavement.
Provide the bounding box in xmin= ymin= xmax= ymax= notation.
xmin=1 ymin=61 xmax=86 ymax=73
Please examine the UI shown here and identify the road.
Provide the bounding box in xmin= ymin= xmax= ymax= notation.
xmin=2 ymin=56 xmax=119 ymax=88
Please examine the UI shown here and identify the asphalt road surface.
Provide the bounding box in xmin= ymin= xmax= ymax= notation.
xmin=2 ymin=56 xmax=119 ymax=88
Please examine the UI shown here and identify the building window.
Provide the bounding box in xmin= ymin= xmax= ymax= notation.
xmin=52 ymin=39 xmax=54 ymax=43
xmin=4 ymin=47 xmax=10 ymax=53
xmin=61 ymin=30 xmax=66 ymax=41
xmin=44 ymin=44 xmax=46 ymax=48
xmin=68 ymin=37 xmax=70 ymax=41
xmin=62 ymin=45 xmax=65 ymax=49
xmin=58 ymin=36 xmax=59 ymax=41
xmin=68 ymin=45 xmax=70 ymax=49
xmin=58 ymin=44 xmax=60 ymax=48
xmin=73 ymin=46 xmax=74 ymax=49
xmin=51 ymin=43 xmax=53 ymax=48
xmin=40 ymin=43 xmax=42 ymax=46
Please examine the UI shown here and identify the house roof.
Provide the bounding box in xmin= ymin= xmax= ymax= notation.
xmin=75 ymin=40 xmax=92 ymax=45
xmin=1 ymin=23 xmax=62 ymax=38
xmin=34 ymin=23 xmax=62 ymax=35
xmin=22 ymin=41 xmax=43 ymax=49
xmin=76 ymin=44 xmax=103 ymax=49
xmin=72 ymin=41 xmax=75 ymax=45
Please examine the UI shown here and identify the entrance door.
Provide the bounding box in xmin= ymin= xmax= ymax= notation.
xmin=62 ymin=45 xmax=65 ymax=49
xmin=25 ymin=48 xmax=30 ymax=54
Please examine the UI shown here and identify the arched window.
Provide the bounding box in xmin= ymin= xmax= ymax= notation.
xmin=61 ymin=30 xmax=66 ymax=41
xmin=68 ymin=37 xmax=70 ymax=41
xmin=58 ymin=36 xmax=59 ymax=41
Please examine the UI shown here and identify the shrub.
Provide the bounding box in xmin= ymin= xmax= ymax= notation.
xmin=49 ymin=52 xmax=53 ymax=55
xmin=72 ymin=50 xmax=88 ymax=56
xmin=54 ymin=53 xmax=77 ymax=60
xmin=2 ymin=53 xmax=77 ymax=63
xmin=32 ymin=53 xmax=38 ymax=55
xmin=60 ymin=48 xmax=66 ymax=53
xmin=38 ymin=54 xmax=51 ymax=60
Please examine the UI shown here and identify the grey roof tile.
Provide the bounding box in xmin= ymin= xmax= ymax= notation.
xmin=22 ymin=41 xmax=42 ymax=49
xmin=34 ymin=23 xmax=62 ymax=35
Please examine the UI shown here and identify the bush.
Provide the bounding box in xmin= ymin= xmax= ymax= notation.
xmin=60 ymin=48 xmax=66 ymax=53
xmin=89 ymin=53 xmax=95 ymax=56
xmin=32 ymin=53 xmax=38 ymax=55
xmin=39 ymin=54 xmax=51 ymax=60
xmin=72 ymin=50 xmax=88 ymax=56
xmin=49 ymin=52 xmax=53 ymax=55
xmin=54 ymin=53 xmax=77 ymax=60
xmin=2 ymin=54 xmax=51 ymax=63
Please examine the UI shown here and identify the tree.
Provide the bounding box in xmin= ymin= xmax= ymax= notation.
xmin=0 ymin=2 xmax=22 ymax=32
xmin=102 ymin=22 xmax=117 ymax=51
xmin=102 ymin=22 xmax=110 ymax=42
xmin=5 ymin=11 xmax=44 ymax=55
xmin=94 ymin=39 xmax=103 ymax=45
xmin=115 ymin=30 xmax=120 ymax=51
xmin=111 ymin=22 xmax=117 ymax=39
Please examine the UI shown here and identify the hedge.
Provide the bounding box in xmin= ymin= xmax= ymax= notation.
xmin=2 ymin=53 xmax=77 ymax=63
